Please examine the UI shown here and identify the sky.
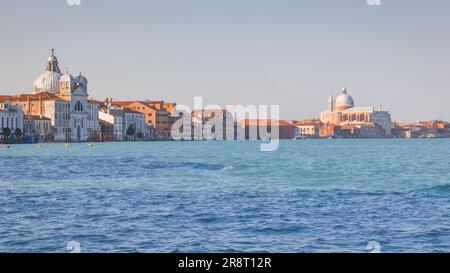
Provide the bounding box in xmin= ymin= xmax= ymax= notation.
xmin=0 ymin=0 xmax=449 ymax=122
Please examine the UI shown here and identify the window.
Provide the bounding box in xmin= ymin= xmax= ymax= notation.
xmin=75 ymin=101 xmax=83 ymax=111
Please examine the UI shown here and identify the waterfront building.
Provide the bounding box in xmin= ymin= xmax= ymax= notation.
xmin=0 ymin=101 xmax=24 ymax=132
xmin=320 ymin=88 xmax=392 ymax=137
xmin=23 ymin=115 xmax=52 ymax=142
xmin=391 ymin=121 xmax=450 ymax=138
xmin=192 ymin=109 xmax=235 ymax=140
xmin=0 ymin=101 xmax=24 ymax=142
xmin=123 ymin=108 xmax=148 ymax=140
xmin=113 ymin=100 xmax=173 ymax=140
xmin=0 ymin=50 xmax=100 ymax=142
xmin=241 ymin=119 xmax=296 ymax=140
xmin=99 ymin=100 xmax=150 ymax=140
xmin=293 ymin=119 xmax=321 ymax=138
xmin=147 ymin=100 xmax=179 ymax=135
xmin=99 ymin=104 xmax=124 ymax=141
xmin=99 ymin=120 xmax=114 ymax=142
xmin=319 ymin=124 xmax=341 ymax=138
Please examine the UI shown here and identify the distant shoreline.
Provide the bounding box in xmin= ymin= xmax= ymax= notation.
xmin=2 ymin=137 xmax=450 ymax=147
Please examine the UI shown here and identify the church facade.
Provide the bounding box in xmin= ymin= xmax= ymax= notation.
xmin=7 ymin=50 xmax=100 ymax=141
xmin=320 ymin=88 xmax=392 ymax=136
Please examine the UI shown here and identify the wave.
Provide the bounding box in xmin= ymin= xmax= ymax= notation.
xmin=425 ymin=183 xmax=450 ymax=192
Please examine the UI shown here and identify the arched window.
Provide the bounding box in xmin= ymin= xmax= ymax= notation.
xmin=75 ymin=101 xmax=83 ymax=112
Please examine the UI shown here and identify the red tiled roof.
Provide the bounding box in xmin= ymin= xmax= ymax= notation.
xmin=242 ymin=119 xmax=295 ymax=127
xmin=0 ymin=92 xmax=67 ymax=102
xmin=123 ymin=108 xmax=145 ymax=115
xmin=88 ymin=98 xmax=104 ymax=105
xmin=113 ymin=101 xmax=160 ymax=111
xmin=293 ymin=119 xmax=322 ymax=126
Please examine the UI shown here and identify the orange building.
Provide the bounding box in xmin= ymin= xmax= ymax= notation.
xmin=319 ymin=124 xmax=341 ymax=138
xmin=241 ymin=119 xmax=296 ymax=140
xmin=112 ymin=100 xmax=175 ymax=140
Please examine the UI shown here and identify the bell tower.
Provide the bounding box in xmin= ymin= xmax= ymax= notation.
xmin=328 ymin=92 xmax=334 ymax=112
xmin=59 ymin=68 xmax=74 ymax=98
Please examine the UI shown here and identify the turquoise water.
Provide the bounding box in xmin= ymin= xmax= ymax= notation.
xmin=1 ymin=139 xmax=450 ymax=252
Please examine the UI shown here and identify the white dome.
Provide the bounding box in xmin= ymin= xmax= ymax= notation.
xmin=335 ymin=88 xmax=354 ymax=107
xmin=33 ymin=71 xmax=62 ymax=93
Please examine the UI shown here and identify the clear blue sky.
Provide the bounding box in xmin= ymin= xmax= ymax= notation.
xmin=0 ymin=0 xmax=449 ymax=122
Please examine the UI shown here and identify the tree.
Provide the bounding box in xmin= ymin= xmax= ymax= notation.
xmin=126 ymin=125 xmax=136 ymax=140
xmin=14 ymin=128 xmax=22 ymax=143
xmin=2 ymin=127 xmax=11 ymax=144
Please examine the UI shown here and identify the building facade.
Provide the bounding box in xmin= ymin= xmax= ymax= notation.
xmin=0 ymin=101 xmax=24 ymax=132
xmin=320 ymin=88 xmax=392 ymax=137
xmin=123 ymin=109 xmax=148 ymax=140
xmin=99 ymin=105 xmax=124 ymax=141
xmin=241 ymin=119 xmax=296 ymax=140
xmin=3 ymin=50 xmax=100 ymax=142
xmin=23 ymin=115 xmax=52 ymax=142
xmin=113 ymin=100 xmax=174 ymax=140
xmin=192 ymin=109 xmax=236 ymax=140
xmin=293 ymin=119 xmax=321 ymax=138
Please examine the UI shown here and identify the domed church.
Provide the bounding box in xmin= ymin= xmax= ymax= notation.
xmin=320 ymin=88 xmax=392 ymax=135
xmin=13 ymin=49 xmax=100 ymax=141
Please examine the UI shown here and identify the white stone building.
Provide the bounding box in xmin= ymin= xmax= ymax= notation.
xmin=123 ymin=109 xmax=147 ymax=140
xmin=99 ymin=106 xmax=124 ymax=141
xmin=0 ymin=101 xmax=24 ymax=133
xmin=23 ymin=115 xmax=52 ymax=142
xmin=6 ymin=49 xmax=100 ymax=142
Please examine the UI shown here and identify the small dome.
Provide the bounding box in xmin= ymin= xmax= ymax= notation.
xmin=33 ymin=71 xmax=62 ymax=93
xmin=74 ymin=73 xmax=88 ymax=86
xmin=60 ymin=72 xmax=75 ymax=92
xmin=60 ymin=73 xmax=74 ymax=83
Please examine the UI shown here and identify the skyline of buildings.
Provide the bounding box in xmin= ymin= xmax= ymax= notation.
xmin=2 ymin=1 xmax=450 ymax=123
xmin=1 ymin=49 xmax=450 ymax=143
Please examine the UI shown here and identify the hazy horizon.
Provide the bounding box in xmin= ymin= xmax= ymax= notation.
xmin=1 ymin=0 xmax=449 ymax=123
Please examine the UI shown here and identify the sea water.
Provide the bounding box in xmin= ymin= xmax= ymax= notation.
xmin=1 ymin=139 xmax=450 ymax=252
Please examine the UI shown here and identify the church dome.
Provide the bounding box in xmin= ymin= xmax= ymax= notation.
xmin=32 ymin=49 xmax=63 ymax=93
xmin=335 ymin=88 xmax=354 ymax=110
xmin=33 ymin=71 xmax=62 ymax=93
